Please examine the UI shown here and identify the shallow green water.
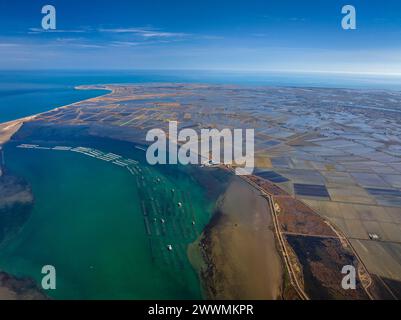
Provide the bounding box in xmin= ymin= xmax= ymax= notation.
xmin=0 ymin=142 xmax=213 ymax=299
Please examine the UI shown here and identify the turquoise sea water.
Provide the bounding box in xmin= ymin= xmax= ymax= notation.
xmin=0 ymin=138 xmax=216 ymax=299
xmin=0 ymin=71 xmax=113 ymax=123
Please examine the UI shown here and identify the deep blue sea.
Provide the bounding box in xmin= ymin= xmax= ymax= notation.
xmin=1 ymin=70 xmax=401 ymax=123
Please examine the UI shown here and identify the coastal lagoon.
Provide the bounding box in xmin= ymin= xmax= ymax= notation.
xmin=0 ymin=136 xmax=219 ymax=299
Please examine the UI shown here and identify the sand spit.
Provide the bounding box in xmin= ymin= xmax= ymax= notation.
xmin=198 ymin=177 xmax=283 ymax=299
xmin=0 ymin=117 xmax=35 ymax=146
xmin=0 ymin=85 xmax=112 ymax=147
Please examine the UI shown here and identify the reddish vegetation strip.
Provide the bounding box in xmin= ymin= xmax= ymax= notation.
xmin=275 ymin=196 xmax=336 ymax=237
xmin=248 ymin=176 xmax=336 ymax=237
xmin=246 ymin=174 xmax=374 ymax=300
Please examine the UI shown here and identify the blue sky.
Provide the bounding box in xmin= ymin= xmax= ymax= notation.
xmin=1 ymin=0 xmax=401 ymax=73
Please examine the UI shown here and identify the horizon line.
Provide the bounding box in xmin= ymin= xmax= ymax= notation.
xmin=2 ymin=68 xmax=401 ymax=77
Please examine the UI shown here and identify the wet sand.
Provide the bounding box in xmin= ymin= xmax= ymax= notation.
xmin=199 ymin=176 xmax=283 ymax=299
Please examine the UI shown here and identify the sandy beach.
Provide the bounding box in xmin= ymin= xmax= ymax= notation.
xmin=198 ymin=176 xmax=283 ymax=299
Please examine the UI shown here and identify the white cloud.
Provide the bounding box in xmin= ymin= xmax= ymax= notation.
xmin=110 ymin=41 xmax=141 ymax=47
xmin=98 ymin=27 xmax=188 ymax=38
xmin=28 ymin=27 xmax=89 ymax=34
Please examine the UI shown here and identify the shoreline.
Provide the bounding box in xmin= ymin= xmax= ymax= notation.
xmin=0 ymin=117 xmax=34 ymax=147
xmin=0 ymin=86 xmax=116 ymax=300
xmin=0 ymin=85 xmax=113 ymax=147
